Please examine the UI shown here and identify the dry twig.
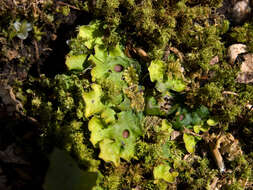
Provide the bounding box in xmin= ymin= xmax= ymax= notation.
xmin=56 ymin=1 xmax=80 ymax=10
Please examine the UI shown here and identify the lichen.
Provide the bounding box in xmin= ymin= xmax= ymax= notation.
xmin=88 ymin=111 xmax=143 ymax=166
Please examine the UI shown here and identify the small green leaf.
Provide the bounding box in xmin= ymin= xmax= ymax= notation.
xmin=108 ymin=43 xmax=126 ymax=57
xmin=183 ymin=133 xmax=197 ymax=153
xmin=161 ymin=119 xmax=173 ymax=134
xmin=193 ymin=125 xmax=208 ymax=133
xmin=99 ymin=139 xmax=121 ymax=166
xmin=101 ymin=108 xmax=116 ymax=124
xmin=93 ymin=45 xmax=108 ymax=62
xmin=78 ymin=21 xmax=103 ymax=49
xmin=191 ymin=112 xmax=202 ymax=125
xmin=148 ymin=60 xmax=165 ymax=82
xmin=148 ymin=60 xmax=186 ymax=93
xmin=145 ymin=96 xmax=162 ymax=115
xmin=207 ymin=119 xmax=218 ymax=126
xmin=82 ymin=84 xmax=105 ymax=117
xmin=153 ymin=164 xmax=178 ymax=183
xmin=173 ymin=110 xmax=192 ymax=130
xmin=156 ymin=78 xmax=186 ymax=92
xmin=104 ymin=111 xmax=143 ymax=161
xmin=196 ymin=105 xmax=209 ymax=119
xmin=88 ymin=117 xmax=106 ymax=146
xmin=44 ymin=148 xmax=97 ymax=190
xmin=65 ymin=54 xmax=87 ymax=70
xmin=90 ymin=56 xmax=138 ymax=105
xmin=193 ymin=125 xmax=201 ymax=133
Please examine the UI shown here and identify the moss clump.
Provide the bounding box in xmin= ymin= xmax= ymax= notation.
xmin=20 ymin=74 xmax=99 ymax=170
xmin=229 ymin=22 xmax=253 ymax=52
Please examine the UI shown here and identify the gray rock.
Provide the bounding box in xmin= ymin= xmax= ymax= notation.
xmin=231 ymin=0 xmax=251 ymax=23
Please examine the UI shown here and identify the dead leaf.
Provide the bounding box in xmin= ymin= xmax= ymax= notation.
xmin=236 ymin=53 xmax=253 ymax=84
xmin=204 ymin=132 xmax=242 ymax=172
xmin=132 ymin=47 xmax=149 ymax=61
xmin=219 ymin=133 xmax=242 ymax=161
xmin=227 ymin=44 xmax=247 ymax=64
xmin=6 ymin=49 xmax=19 ymax=61
xmin=0 ymin=86 xmax=23 ymax=114
xmin=134 ymin=47 xmax=148 ymax=58
xmin=0 ymin=144 xmax=29 ymax=165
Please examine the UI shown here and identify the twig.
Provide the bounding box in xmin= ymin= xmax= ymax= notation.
xmin=32 ymin=2 xmax=38 ymax=18
xmin=56 ymin=1 xmax=80 ymax=10
xmin=164 ymin=46 xmax=184 ymax=62
xmin=33 ymin=39 xmax=39 ymax=60
xmin=33 ymin=40 xmax=41 ymax=75
xmin=42 ymin=48 xmax=53 ymax=52
xmin=169 ymin=47 xmax=184 ymax=62
xmin=222 ymin=91 xmax=239 ymax=96
xmin=0 ymin=73 xmax=17 ymax=76
xmin=183 ymin=128 xmax=203 ymax=138
xmin=212 ymin=145 xmax=225 ymax=173
xmin=82 ymin=65 xmax=93 ymax=74
xmin=210 ymin=177 xmax=219 ymax=190
xmin=205 ymin=133 xmax=226 ymax=173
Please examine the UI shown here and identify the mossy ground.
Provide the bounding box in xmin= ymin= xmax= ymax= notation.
xmin=0 ymin=0 xmax=253 ymax=189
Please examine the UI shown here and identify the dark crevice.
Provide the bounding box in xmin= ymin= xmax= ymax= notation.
xmin=30 ymin=11 xmax=93 ymax=78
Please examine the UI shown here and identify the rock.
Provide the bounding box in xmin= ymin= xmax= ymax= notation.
xmin=231 ymin=0 xmax=251 ymax=23
xmin=236 ymin=53 xmax=253 ymax=83
xmin=227 ymin=44 xmax=247 ymax=64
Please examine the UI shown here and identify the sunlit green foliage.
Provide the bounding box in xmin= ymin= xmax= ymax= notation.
xmin=17 ymin=1 xmax=253 ymax=189
xmin=88 ymin=111 xmax=143 ymax=166
xmin=153 ymin=164 xmax=178 ymax=183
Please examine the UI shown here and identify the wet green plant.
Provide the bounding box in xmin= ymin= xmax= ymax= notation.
xmin=16 ymin=2 xmax=253 ymax=189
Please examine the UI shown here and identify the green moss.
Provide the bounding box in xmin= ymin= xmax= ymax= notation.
xmin=21 ymin=74 xmax=99 ymax=169
xmin=229 ymin=22 xmax=253 ymax=52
